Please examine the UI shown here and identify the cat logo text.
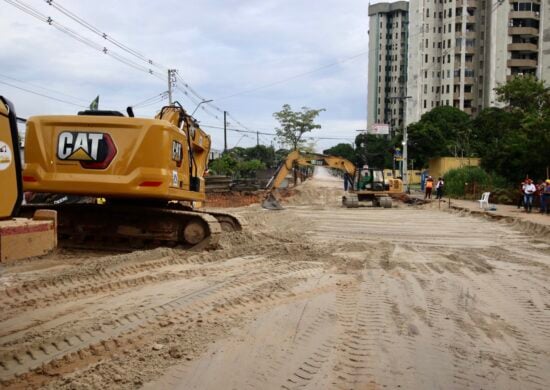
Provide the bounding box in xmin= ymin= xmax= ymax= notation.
xmin=57 ymin=132 xmax=117 ymax=169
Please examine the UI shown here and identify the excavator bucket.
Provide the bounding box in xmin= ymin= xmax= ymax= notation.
xmin=261 ymin=192 xmax=284 ymax=210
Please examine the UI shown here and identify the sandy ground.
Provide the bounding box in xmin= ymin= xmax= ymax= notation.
xmin=1 ymin=167 xmax=549 ymax=389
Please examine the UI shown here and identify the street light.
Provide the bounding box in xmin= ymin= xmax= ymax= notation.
xmin=191 ymin=99 xmax=213 ymax=116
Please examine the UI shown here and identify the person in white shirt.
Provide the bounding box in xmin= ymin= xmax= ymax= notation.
xmin=522 ymin=178 xmax=536 ymax=213
xmin=435 ymin=177 xmax=445 ymax=199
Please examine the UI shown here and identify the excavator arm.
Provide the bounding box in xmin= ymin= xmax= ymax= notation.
xmin=262 ymin=151 xmax=357 ymax=210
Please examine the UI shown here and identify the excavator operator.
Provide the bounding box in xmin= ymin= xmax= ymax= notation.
xmin=358 ymin=170 xmax=373 ymax=190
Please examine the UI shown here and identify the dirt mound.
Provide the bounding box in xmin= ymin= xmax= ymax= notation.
xmin=282 ymin=173 xmax=345 ymax=207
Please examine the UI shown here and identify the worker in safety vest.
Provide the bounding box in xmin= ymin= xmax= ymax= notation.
xmin=424 ymin=176 xmax=434 ymax=199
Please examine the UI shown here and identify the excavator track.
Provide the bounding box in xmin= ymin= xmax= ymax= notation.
xmin=20 ymin=203 xmax=243 ymax=251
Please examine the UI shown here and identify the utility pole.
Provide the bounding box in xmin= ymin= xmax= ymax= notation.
xmin=389 ymin=95 xmax=412 ymax=193
xmin=167 ymin=69 xmax=176 ymax=105
xmin=256 ymin=131 xmax=259 ymax=146
xmin=223 ymin=111 xmax=228 ymax=153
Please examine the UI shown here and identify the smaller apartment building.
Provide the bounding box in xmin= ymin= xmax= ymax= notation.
xmin=367 ymin=1 xmax=409 ymax=133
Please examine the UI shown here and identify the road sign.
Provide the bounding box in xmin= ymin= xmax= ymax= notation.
xmin=369 ymin=123 xmax=390 ymax=135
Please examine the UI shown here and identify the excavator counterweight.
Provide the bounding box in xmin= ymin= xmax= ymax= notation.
xmin=21 ymin=103 xmax=243 ymax=249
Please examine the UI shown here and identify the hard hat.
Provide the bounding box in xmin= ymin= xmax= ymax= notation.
xmin=546 ymin=179 xmax=550 ymax=184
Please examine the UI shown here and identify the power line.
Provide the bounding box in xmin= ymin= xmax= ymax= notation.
xmin=131 ymin=91 xmax=168 ymax=108
xmin=44 ymin=0 xmax=166 ymax=71
xmin=0 ymin=79 xmax=87 ymax=108
xmin=4 ymin=0 xmax=163 ymax=79
xmin=0 ymin=72 xmax=89 ymax=103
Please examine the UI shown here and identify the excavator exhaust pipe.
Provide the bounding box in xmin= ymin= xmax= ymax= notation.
xmin=262 ymin=193 xmax=284 ymax=210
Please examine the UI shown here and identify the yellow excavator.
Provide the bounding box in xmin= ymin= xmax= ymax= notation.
xmin=21 ymin=102 xmax=243 ymax=248
xmin=262 ymin=150 xmax=403 ymax=210
xmin=0 ymin=96 xmax=23 ymax=219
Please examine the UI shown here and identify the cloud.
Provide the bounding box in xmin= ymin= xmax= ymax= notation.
xmin=1 ymin=0 xmax=372 ymax=152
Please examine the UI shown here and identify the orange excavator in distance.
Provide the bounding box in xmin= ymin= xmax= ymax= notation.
xmin=21 ymin=102 xmax=243 ymax=249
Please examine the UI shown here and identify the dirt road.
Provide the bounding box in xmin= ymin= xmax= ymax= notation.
xmin=1 ymin=170 xmax=549 ymax=389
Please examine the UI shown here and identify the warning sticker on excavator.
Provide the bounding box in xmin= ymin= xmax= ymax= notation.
xmin=0 ymin=141 xmax=13 ymax=171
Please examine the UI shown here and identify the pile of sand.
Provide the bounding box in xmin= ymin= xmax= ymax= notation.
xmin=283 ymin=167 xmax=345 ymax=207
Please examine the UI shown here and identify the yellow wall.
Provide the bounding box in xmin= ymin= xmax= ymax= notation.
xmin=428 ymin=157 xmax=480 ymax=179
xmin=383 ymin=169 xmax=421 ymax=184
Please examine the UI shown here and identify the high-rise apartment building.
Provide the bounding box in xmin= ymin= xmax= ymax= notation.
xmin=367 ymin=1 xmax=409 ymax=133
xmin=485 ymin=0 xmax=547 ymax=106
xmin=405 ymin=0 xmax=549 ymax=125
xmin=368 ymin=1 xmax=549 ymax=127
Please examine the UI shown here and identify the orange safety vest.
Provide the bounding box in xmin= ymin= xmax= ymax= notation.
xmin=426 ymin=180 xmax=433 ymax=189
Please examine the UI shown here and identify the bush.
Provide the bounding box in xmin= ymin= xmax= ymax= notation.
xmin=236 ymin=159 xmax=266 ymax=178
xmin=444 ymin=166 xmax=502 ymax=198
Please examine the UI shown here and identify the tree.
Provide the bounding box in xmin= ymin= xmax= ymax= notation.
xmin=407 ymin=106 xmax=472 ymax=167
xmin=495 ymin=75 xmax=549 ymax=114
xmin=236 ymin=159 xmax=266 ymax=178
xmin=230 ymin=145 xmax=276 ymax=168
xmin=209 ymin=154 xmax=238 ymax=176
xmin=323 ymin=143 xmax=356 ymax=162
xmin=354 ymin=133 xmax=396 ymax=169
xmin=474 ymin=76 xmax=550 ymax=182
xmin=273 ymin=104 xmax=325 ymax=150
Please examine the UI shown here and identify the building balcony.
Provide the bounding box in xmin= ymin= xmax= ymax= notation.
xmin=508 ymin=42 xmax=538 ymax=52
xmin=509 ymin=27 xmax=539 ymax=37
xmin=453 ymin=77 xmax=475 ymax=85
xmin=507 ymin=58 xmax=538 ymax=68
xmin=454 ymin=92 xmax=474 ymax=100
xmin=509 ymin=11 xmax=540 ymax=20
xmin=456 ymin=30 xmax=477 ymax=39
xmin=456 ymin=0 xmax=477 ymax=8
xmin=463 ymin=107 xmax=473 ymax=115
xmin=455 ymin=45 xmax=476 ymax=54
xmin=456 ymin=14 xmax=477 ymax=23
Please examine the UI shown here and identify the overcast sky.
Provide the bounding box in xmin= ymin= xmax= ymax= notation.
xmin=1 ymin=0 xmax=376 ymax=151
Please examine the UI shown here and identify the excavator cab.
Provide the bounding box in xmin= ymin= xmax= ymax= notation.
xmin=0 ymin=96 xmax=23 ymax=219
xmin=357 ymin=168 xmax=385 ymax=191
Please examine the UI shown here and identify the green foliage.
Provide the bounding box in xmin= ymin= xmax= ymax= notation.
xmin=443 ymin=166 xmax=492 ymax=197
xmin=407 ymin=106 xmax=472 ymax=168
xmin=236 ymin=159 xmax=266 ymax=178
xmin=209 ymin=154 xmax=238 ymax=176
xmin=354 ymin=133 xmax=395 ymax=168
xmin=209 ymin=147 xmax=268 ymax=178
xmin=445 ymin=166 xmax=506 ymax=198
xmin=230 ymin=145 xmax=276 ymax=168
xmin=405 ymin=76 xmax=550 ymax=184
xmin=323 ymin=143 xmax=356 ymax=162
xmin=495 ymin=75 xmax=548 ymax=113
xmin=475 ymin=75 xmax=550 ymax=183
xmin=273 ymin=104 xmax=325 ymax=150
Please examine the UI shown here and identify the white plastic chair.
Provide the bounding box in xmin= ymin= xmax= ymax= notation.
xmin=478 ymin=192 xmax=490 ymax=209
